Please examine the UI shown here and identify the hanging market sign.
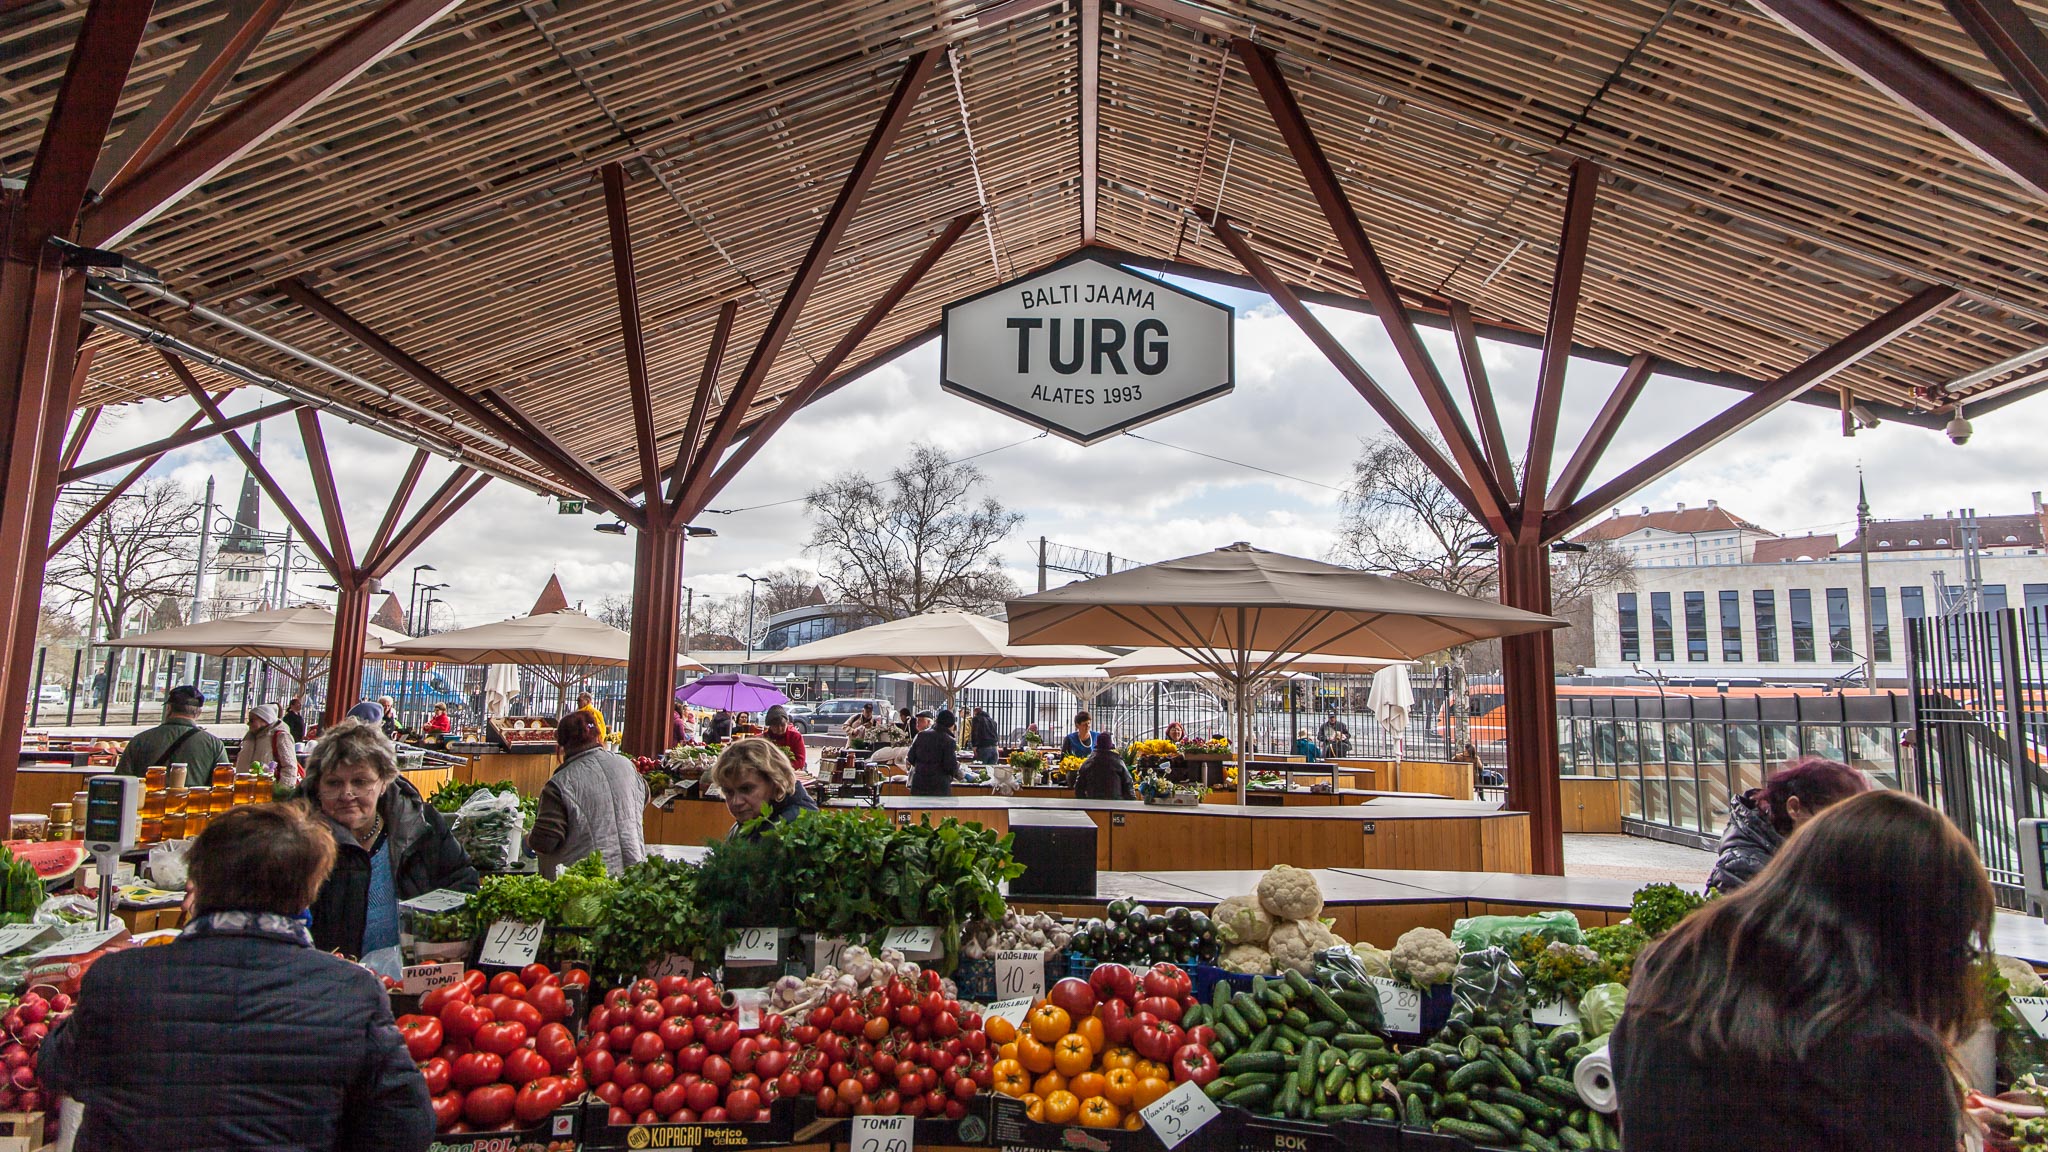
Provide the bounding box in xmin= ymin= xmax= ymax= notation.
xmin=941 ymin=255 xmax=1233 ymax=445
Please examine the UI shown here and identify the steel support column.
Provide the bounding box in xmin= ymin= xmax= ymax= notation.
xmin=1498 ymin=540 xmax=1563 ymax=874
xmin=325 ymin=579 xmax=376 ymax=727
xmin=623 ymin=526 xmax=685 ymax=759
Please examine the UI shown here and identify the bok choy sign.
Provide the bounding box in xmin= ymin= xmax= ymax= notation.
xmin=941 ymin=255 xmax=1233 ymax=445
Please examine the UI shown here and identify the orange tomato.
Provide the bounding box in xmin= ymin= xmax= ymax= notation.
xmin=1123 ymin=1113 xmax=1144 ymax=1130
xmin=1033 ymin=1070 xmax=1068 ymax=1098
xmin=1069 ymin=1072 xmax=1108 ymax=1102
xmin=1022 ymin=1093 xmax=1045 ymax=1123
xmin=1133 ymin=1075 xmax=1172 ymax=1110
xmin=1028 ymin=1003 xmax=1072 ymax=1044
xmin=1103 ymin=1068 xmax=1138 ymax=1108
xmin=1135 ymin=1059 xmax=1170 ymax=1083
xmin=1042 ymin=1090 xmax=1081 ymax=1125
xmin=998 ymin=1041 xmax=1019 ymax=1063
xmin=993 ymin=1058 xmax=1031 ymax=1098
xmin=1053 ymin=1033 xmax=1095 ymax=1077
xmin=1079 ymin=1096 xmax=1122 ymax=1128
xmin=1016 ymin=1034 xmax=1055 ymax=1075
xmin=985 ymin=1014 xmax=1019 ymax=1045
xmin=1074 ymin=1014 xmax=1106 ymax=1053
xmin=1100 ymin=1046 xmax=1139 ymax=1072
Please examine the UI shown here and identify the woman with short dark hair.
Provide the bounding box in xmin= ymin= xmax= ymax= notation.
xmin=529 ymin=710 xmax=647 ymax=877
xmin=1614 ymin=790 xmax=1990 ymax=1150
xmin=1709 ymin=755 xmax=1870 ymax=892
xmin=41 ymin=804 xmax=435 ymax=1151
xmin=906 ymin=708 xmax=960 ymax=796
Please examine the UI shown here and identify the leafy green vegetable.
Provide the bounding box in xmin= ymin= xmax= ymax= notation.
xmin=428 ymin=779 xmax=538 ymax=831
xmin=590 ymin=856 xmax=711 ymax=986
xmin=1578 ymin=982 xmax=1628 ymax=1039
xmin=1629 ymin=882 xmax=1709 ymax=937
xmin=470 ymin=872 xmax=560 ymax=927
xmin=1583 ymin=922 xmax=1648 ymax=983
xmin=1507 ymin=933 xmax=1618 ymax=1005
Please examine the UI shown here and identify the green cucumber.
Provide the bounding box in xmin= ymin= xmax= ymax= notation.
xmin=1535 ymin=1075 xmax=1582 ymax=1105
xmin=1558 ymin=1127 xmax=1594 ymax=1150
xmin=1221 ymin=1051 xmax=1288 ymax=1075
xmin=1562 ymin=1043 xmax=1594 ymax=1066
xmin=1246 ymin=1025 xmax=1276 ymax=1054
xmin=1272 ymin=1036 xmax=1298 ymax=1057
xmin=1469 ymin=1099 xmax=1524 ymax=1139
xmin=1315 ymin=1047 xmax=1343 ymax=1074
xmin=1482 ymin=1050 xmax=1523 ymax=1092
xmin=1497 ymin=1047 xmax=1538 ymax=1085
xmin=1402 ymin=1094 xmax=1428 ymax=1129
xmin=1282 ymin=1007 xmax=1313 ymax=1030
xmin=1338 ymin=1078 xmax=1357 ymax=1105
xmin=1511 ymin=1022 xmax=1537 ymax=1061
xmin=1345 ymin=1048 xmax=1373 ymax=1074
xmin=1332 ymin=1033 xmax=1387 ymax=1051
xmin=1219 ymin=1002 xmax=1253 ymax=1038
xmin=1211 ymin=977 xmax=1232 ymax=1014
xmin=1370 ymin=1103 xmax=1397 ymax=1122
xmin=1202 ymin=1076 xmax=1236 ymax=1100
xmin=1522 ymin=1128 xmax=1564 ymax=1152
xmin=1459 ymin=1034 xmax=1484 ymax=1062
xmin=1313 ymin=1104 xmax=1373 ymax=1121
xmin=1295 ymin=1044 xmax=1318 ymax=1097
xmin=1434 ymin=1117 xmax=1507 ymax=1143
xmin=1222 ymin=1082 xmax=1274 ymax=1109
xmin=1303 ymin=1020 xmax=1339 ymax=1039
xmin=1182 ymin=1002 xmax=1207 ymax=1029
xmin=1394 ymin=1079 xmax=1435 ymax=1101
xmin=1471 ymin=1025 xmax=1510 ymax=1046
xmin=1320 ymin=1064 xmax=1349 ymax=1098
xmin=1447 ymin=1058 xmax=1500 ymax=1092
xmin=1233 ymin=992 xmax=1268 ymax=1028
xmin=1588 ymin=1111 xmax=1617 ymax=1149
xmin=1274 ymin=1079 xmax=1301 ymax=1118
xmin=1277 ymin=1024 xmax=1310 ymax=1047
xmin=1331 ymin=990 xmax=1381 ymax=1014
xmin=1395 ymin=1048 xmax=1433 ymax=1076
xmin=1544 ymin=1030 xmax=1581 ymax=1059
xmin=1229 ymin=1072 xmax=1281 ymax=1090
xmin=1498 ymin=1087 xmax=1563 ymax=1122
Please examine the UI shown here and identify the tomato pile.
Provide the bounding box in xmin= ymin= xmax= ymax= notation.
xmin=803 ymin=969 xmax=991 ymax=1119
xmin=0 ymin=988 xmax=70 ymax=1115
xmin=578 ymin=974 xmax=788 ymax=1125
xmin=986 ymin=962 xmax=1218 ymax=1131
xmin=398 ymin=963 xmax=587 ymax=1133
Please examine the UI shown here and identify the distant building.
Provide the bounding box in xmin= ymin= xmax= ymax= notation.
xmin=1587 ymin=494 xmax=2048 ymax=684
xmin=1572 ymin=500 xmax=1776 ymax=567
xmin=748 ymin=602 xmax=883 ymax=698
xmin=212 ymin=426 xmax=270 ymax=614
xmin=530 ymin=574 xmax=570 ymax=616
xmin=371 ymin=592 xmax=407 ymax=634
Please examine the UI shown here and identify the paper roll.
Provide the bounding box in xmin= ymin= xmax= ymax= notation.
xmin=1574 ymin=1035 xmax=1618 ymax=1115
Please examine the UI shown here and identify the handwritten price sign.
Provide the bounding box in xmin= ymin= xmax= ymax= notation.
xmin=883 ymin=926 xmax=938 ymax=955
xmin=477 ymin=920 xmax=544 ymax=967
xmin=994 ymin=950 xmax=1044 ymax=1001
xmin=984 ymin=997 xmax=1033 ymax=1032
xmin=1140 ymin=1079 xmax=1219 ymax=1149
xmin=851 ymin=1112 xmax=913 ymax=1152
xmin=2014 ymin=996 xmax=2048 ymax=1037
xmin=1530 ymin=998 xmax=1581 ymax=1028
xmin=1368 ymin=976 xmax=1424 ymax=1033
xmin=724 ymin=927 xmax=780 ymax=966
xmin=648 ymin=954 xmax=694 ymax=979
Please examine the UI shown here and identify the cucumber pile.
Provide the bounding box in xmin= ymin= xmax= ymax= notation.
xmin=1395 ymin=1014 xmax=1618 ymax=1150
xmin=1195 ymin=969 xmax=1393 ymax=1123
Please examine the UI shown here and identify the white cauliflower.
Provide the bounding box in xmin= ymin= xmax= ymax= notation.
xmin=1390 ymin=927 xmax=1459 ymax=988
xmin=1267 ymin=918 xmax=1345 ymax=974
xmin=1220 ymin=942 xmax=1276 ymax=975
xmin=1351 ymin=943 xmax=1394 ymax=979
xmin=1212 ymin=894 xmax=1275 ymax=945
xmin=1998 ymin=954 xmax=2047 ymax=996
xmin=1256 ymin=865 xmax=1324 ymax=921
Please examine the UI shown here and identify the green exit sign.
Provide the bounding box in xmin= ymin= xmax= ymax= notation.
xmin=556 ymin=498 xmax=585 ymax=515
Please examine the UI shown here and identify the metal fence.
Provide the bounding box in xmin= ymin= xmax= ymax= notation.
xmin=1907 ymin=606 xmax=2048 ymax=908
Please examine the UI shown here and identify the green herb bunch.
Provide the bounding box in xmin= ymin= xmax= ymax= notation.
xmin=590 ymin=855 xmax=712 ymax=986
xmin=1582 ymin=921 xmax=1649 ymax=984
xmin=1628 ymin=882 xmax=1710 ymax=937
xmin=1507 ymin=932 xmax=1623 ymax=1004
xmin=428 ymin=779 xmax=539 ymax=831
xmin=692 ymin=829 xmax=795 ymax=957
xmin=470 ymin=872 xmax=560 ymax=927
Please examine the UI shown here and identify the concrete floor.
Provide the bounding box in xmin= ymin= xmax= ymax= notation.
xmin=1562 ymin=833 xmax=1716 ymax=885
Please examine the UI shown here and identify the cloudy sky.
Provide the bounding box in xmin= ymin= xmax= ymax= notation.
xmin=67 ymin=273 xmax=2047 ymax=630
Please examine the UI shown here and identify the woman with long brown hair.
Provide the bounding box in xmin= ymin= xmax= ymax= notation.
xmin=1613 ymin=789 xmax=1992 ymax=1151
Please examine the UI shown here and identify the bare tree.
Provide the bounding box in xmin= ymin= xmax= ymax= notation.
xmin=45 ymin=478 xmax=201 ymax=640
xmin=805 ymin=444 xmax=1023 ymax=620
xmin=754 ymin=568 xmax=826 ymax=618
xmin=595 ymin=594 xmax=635 ymax=632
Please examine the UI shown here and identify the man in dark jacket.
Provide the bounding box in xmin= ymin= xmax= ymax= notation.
xmin=42 ymin=804 xmax=434 ymax=1152
xmin=969 ymin=707 xmax=1000 ymax=764
xmin=1074 ymin=732 xmax=1135 ymax=800
xmin=114 ymin=685 xmax=227 ymax=778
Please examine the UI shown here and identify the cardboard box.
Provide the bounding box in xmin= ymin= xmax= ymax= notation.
xmin=0 ymin=1110 xmax=45 ymax=1152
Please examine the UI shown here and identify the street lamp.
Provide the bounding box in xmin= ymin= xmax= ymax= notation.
xmin=681 ymin=586 xmax=695 ymax=655
xmin=408 ymin=564 xmax=437 ymax=637
xmin=738 ymin=574 xmax=766 ymax=660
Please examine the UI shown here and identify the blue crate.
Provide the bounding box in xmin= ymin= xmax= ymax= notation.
xmin=956 ymin=953 xmax=1072 ymax=1003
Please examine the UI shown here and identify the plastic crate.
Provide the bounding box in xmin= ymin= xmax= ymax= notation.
xmin=955 ymin=953 xmax=1071 ymax=1002
xmin=423 ymin=1104 xmax=578 ymax=1151
xmin=1229 ymin=1108 xmax=1401 ymax=1152
xmin=578 ymin=1093 xmax=796 ymax=1149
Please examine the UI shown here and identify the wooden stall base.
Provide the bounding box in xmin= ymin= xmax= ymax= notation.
xmin=1560 ymin=776 xmax=1622 ymax=834
xmin=456 ymin=751 xmax=558 ymax=797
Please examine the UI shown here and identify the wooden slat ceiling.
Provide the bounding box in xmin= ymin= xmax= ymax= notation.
xmin=4 ymin=0 xmax=2045 ymax=499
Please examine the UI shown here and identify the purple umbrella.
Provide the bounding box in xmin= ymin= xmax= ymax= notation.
xmin=675 ymin=672 xmax=789 ymax=712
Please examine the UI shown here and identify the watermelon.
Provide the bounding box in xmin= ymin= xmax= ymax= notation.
xmin=4 ymin=841 xmax=82 ymax=883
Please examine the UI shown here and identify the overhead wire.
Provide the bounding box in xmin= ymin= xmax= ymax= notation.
xmin=701 ymin=431 xmax=1049 ymax=515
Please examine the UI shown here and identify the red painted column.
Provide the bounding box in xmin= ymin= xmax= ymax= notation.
xmin=1498 ymin=540 xmax=1564 ymax=874
xmin=623 ymin=526 xmax=685 ymax=759
xmin=325 ymin=579 xmax=375 ymax=727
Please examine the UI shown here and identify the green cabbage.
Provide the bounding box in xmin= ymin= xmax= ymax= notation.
xmin=1578 ymin=982 xmax=1628 ymax=1039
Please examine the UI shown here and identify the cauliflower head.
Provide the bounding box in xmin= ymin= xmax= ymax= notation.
xmin=1212 ymin=894 xmax=1275 ymax=945
xmin=1997 ymin=954 xmax=2047 ymax=997
xmin=1351 ymin=943 xmax=1394 ymax=979
xmin=1390 ymin=926 xmax=1459 ymax=988
xmin=1257 ymin=865 xmax=1324 ymax=921
xmin=1268 ymin=918 xmax=1345 ymax=974
xmin=1220 ymin=942 xmax=1276 ymax=975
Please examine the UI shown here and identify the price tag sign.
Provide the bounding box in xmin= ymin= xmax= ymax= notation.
xmin=883 ymin=926 xmax=938 ymax=955
xmin=401 ymin=961 xmax=466 ymax=995
xmin=31 ymin=926 xmax=123 ymax=961
xmin=1530 ymin=998 xmax=1580 ymax=1028
xmin=732 ymin=987 xmax=769 ymax=1032
xmin=1140 ymin=1078 xmax=1219 ymax=1149
xmin=0 ymin=925 xmax=54 ymax=958
xmin=985 ymin=997 xmax=1034 ymax=1031
xmin=477 ymin=920 xmax=544 ymax=968
xmin=724 ymin=927 xmax=780 ymax=967
xmin=814 ymin=935 xmax=851 ymax=971
xmin=2014 ymin=996 xmax=2048 ymax=1037
xmin=648 ymin=954 xmax=694 ymax=979
xmin=994 ymin=949 xmax=1044 ymax=1001
xmin=851 ymin=1113 xmax=913 ymax=1152
xmin=398 ymin=889 xmax=470 ymax=914
xmin=1368 ymin=976 xmax=1423 ymax=1033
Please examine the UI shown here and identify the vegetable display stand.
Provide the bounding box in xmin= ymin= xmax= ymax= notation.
xmin=989 ymin=1094 xmax=1235 ymax=1152
xmin=1228 ymin=1107 xmax=1400 ymax=1152
xmin=422 ymin=1102 xmax=578 ymax=1152
xmin=578 ymin=1092 xmax=798 ymax=1148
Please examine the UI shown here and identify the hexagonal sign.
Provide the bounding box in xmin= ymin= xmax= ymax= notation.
xmin=941 ymin=255 xmax=1233 ymax=445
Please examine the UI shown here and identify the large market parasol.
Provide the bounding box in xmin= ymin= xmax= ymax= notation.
xmin=104 ymin=605 xmax=410 ymax=694
xmin=387 ymin=608 xmax=705 ymax=695
xmin=675 ymin=672 xmax=789 ymax=713
xmin=1367 ymin=662 xmax=1416 ymax=790
xmin=1006 ymin=543 xmax=1563 ymax=802
xmin=756 ymin=611 xmax=1108 ymax=709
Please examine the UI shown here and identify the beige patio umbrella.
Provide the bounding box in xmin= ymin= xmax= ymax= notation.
xmin=386 ymin=608 xmax=704 ymax=696
xmin=105 ymin=605 xmax=409 ymax=695
xmin=1006 ymin=543 xmax=1563 ymax=802
xmin=756 ymin=611 xmax=1108 ymax=710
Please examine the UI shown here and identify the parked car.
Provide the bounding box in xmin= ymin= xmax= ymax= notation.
xmin=808 ymin=697 xmax=895 ymax=735
xmin=33 ymin=684 xmax=65 ymax=707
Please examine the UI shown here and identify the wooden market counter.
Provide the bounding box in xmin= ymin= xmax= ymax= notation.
xmin=449 ymin=746 xmax=557 ymax=796
xmin=644 ymin=793 xmax=1532 ymax=873
xmin=9 ymin=761 xmax=456 ymax=820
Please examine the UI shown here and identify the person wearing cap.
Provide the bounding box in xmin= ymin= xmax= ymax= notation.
xmin=116 ymin=685 xmax=227 ymax=778
xmin=234 ymin=703 xmax=300 ymax=784
xmin=346 ymin=700 xmax=385 ymax=726
xmin=761 ymin=705 xmax=807 ymax=773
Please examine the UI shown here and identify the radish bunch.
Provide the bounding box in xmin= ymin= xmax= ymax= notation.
xmin=0 ymin=988 xmax=71 ymax=1114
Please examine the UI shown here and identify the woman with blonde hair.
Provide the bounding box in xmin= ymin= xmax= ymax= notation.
xmin=709 ymin=737 xmax=819 ymax=834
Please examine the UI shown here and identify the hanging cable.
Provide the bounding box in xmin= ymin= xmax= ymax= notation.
xmin=1120 ymin=431 xmax=1350 ymax=494
xmin=702 ymin=431 xmax=1048 ymax=515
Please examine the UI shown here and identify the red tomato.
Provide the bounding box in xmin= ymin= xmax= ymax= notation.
xmin=660 ymin=994 xmax=695 ymax=1018
xmin=581 ymin=1047 xmax=615 ymax=1084
xmin=1088 ymin=962 xmax=1139 ymax=1005
xmin=656 ymin=975 xmax=690 ymax=998
xmin=502 ymin=1047 xmax=552 ymax=1085
xmin=631 ymin=999 xmax=664 ymax=1032
xmin=519 ymin=963 xmax=552 ymax=987
xmin=652 ymin=1082 xmax=688 ymax=1116
xmin=430 ymin=1091 xmax=463 ymax=1131
xmin=527 ymin=984 xmax=570 ymax=1023
xmin=419 ymin=983 xmax=472 ymax=1014
xmin=1098 ymin=998 xmax=1136 ymax=1045
xmin=702 ymin=1055 xmax=732 ymax=1088
xmin=1172 ymin=1042 xmax=1220 ymax=1085
xmin=659 ymin=1017 xmax=695 ymax=1052
xmin=612 ymin=1059 xmax=642 ymax=1088
xmin=514 ymin=1075 xmax=569 ymax=1124
xmin=473 ymin=1020 xmax=529 ymax=1057
xmin=462 ymin=1082 xmax=517 ymax=1128
xmin=685 ymin=1078 xmax=720 ymax=1113
xmin=726 ymin=1087 xmax=763 ymax=1123
xmin=631 ymin=1030 xmax=666 ymax=1064
xmin=1137 ymin=995 xmax=1183 ymax=1024
xmin=754 ymin=1049 xmax=788 ymax=1080
xmin=703 ymin=1020 xmax=739 ymax=1054
xmin=1142 ymin=962 xmax=1193 ymax=1001
xmin=1132 ymin=1018 xmax=1184 ymax=1063
xmin=560 ymin=969 xmax=590 ymax=988
xmin=397 ymin=1015 xmax=444 ymax=1062
xmin=451 ymin=1051 xmax=503 ymax=1089
xmin=418 ymin=1057 xmax=451 ymax=1096
xmin=461 ymin=969 xmax=488 ymax=994
xmin=640 ymin=1057 xmax=676 ymax=1092
xmin=488 ymin=972 xmax=525 ymax=996
xmin=630 ymin=979 xmax=661 ymax=1003
xmin=594 ymin=1081 xmax=622 ymax=1107
xmin=1046 ymin=977 xmax=1098 ymax=1021
xmin=501 ymin=1000 xmax=545 ymax=1034
xmin=535 ymin=1022 xmax=578 ymax=1074
xmin=439 ymin=1001 xmax=490 ymax=1041
xmin=622 ymin=1082 xmax=652 ymax=1114
xmin=607 ymin=1105 xmax=632 ymax=1126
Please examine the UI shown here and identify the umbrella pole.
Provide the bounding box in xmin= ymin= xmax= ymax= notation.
xmin=1236 ymin=677 xmax=1248 ymax=806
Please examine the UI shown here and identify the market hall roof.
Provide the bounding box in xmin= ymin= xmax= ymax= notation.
xmin=11 ymin=0 xmax=2048 ymax=514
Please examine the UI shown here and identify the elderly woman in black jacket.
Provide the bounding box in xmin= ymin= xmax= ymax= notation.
xmin=906 ymin=708 xmax=961 ymax=796
xmin=304 ymin=718 xmax=477 ymax=959
xmin=42 ymin=803 xmax=434 ymax=1151
xmin=1074 ymin=732 xmax=1136 ymax=800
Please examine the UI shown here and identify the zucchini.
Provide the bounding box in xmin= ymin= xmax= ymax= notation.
xmin=1434 ymin=1117 xmax=1507 ymax=1143
xmin=1312 ymin=1104 xmax=1373 ymax=1122
xmin=1222 ymin=1082 xmax=1274 ymax=1110
xmin=1221 ymin=1051 xmax=1288 ymax=1075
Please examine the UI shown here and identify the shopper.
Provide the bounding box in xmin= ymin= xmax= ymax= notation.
xmin=970 ymin=707 xmax=1000 ymax=764
xmin=1061 ymin=711 xmax=1095 ymax=760
xmin=1073 ymin=732 xmax=1135 ymax=801
xmin=233 ymin=703 xmax=300 ymax=784
xmin=761 ymin=704 xmax=807 ymax=772
xmin=906 ymin=708 xmax=960 ymax=796
xmin=575 ymin=690 xmax=608 ymax=744
xmin=304 ymin=719 xmax=477 ymax=959
xmin=114 ymin=685 xmax=227 ymax=778
xmin=1318 ymin=712 xmax=1351 ymax=758
xmin=347 ymin=699 xmax=385 ymax=726
xmin=1292 ymin=730 xmax=1322 ymax=763
xmin=42 ymin=803 xmax=436 ymax=1152
xmin=376 ymin=695 xmax=400 ymax=740
xmin=424 ymin=702 xmax=453 ymax=736
xmin=706 ymin=708 xmax=735 ymax=743
xmin=1708 ymin=756 xmax=1870 ymax=893
xmin=671 ymin=699 xmax=696 ymax=746
xmin=1614 ymin=790 xmax=1989 ymax=1151
xmin=843 ymin=703 xmax=877 ymax=739
xmin=283 ymin=695 xmax=308 ymax=743
xmin=710 ymin=737 xmax=819 ymax=833
xmin=1163 ymin=721 xmax=1186 ymax=744
xmin=529 ymin=710 xmax=646 ymax=877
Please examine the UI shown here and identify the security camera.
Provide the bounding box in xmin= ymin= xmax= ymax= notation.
xmin=1850 ymin=404 xmax=1880 ymax=429
xmin=1946 ymin=405 xmax=1973 ymax=445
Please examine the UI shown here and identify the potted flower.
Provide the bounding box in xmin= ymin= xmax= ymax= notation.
xmin=1007 ymin=748 xmax=1045 ymax=786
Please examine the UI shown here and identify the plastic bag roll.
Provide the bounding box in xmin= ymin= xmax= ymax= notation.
xmin=1574 ymin=1035 xmax=1618 ymax=1115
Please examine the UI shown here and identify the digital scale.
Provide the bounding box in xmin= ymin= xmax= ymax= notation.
xmin=2018 ymin=818 xmax=2048 ymax=919
xmin=82 ymin=775 xmax=140 ymax=931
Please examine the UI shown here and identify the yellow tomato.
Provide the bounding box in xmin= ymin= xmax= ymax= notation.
xmin=1028 ymin=1003 xmax=1072 ymax=1044
xmin=1069 ymin=1072 xmax=1107 ymax=1102
xmin=1135 ymin=1059 xmax=1170 ymax=1083
xmin=1100 ymin=1046 xmax=1139 ymax=1072
xmin=1123 ymin=1112 xmax=1145 ymax=1130
xmin=1023 ymin=1093 xmax=1045 ymax=1123
xmin=1033 ymin=1070 xmax=1068 ymax=1098
xmin=1133 ymin=1075 xmax=1172 ymax=1110
xmin=1017 ymin=1034 xmax=1055 ymax=1075
xmin=993 ymin=1058 xmax=1031 ymax=1098
xmin=1052 ymin=1033 xmax=1095 ymax=1077
xmin=1079 ymin=1096 xmax=1122 ymax=1128
xmin=1042 ymin=1090 xmax=1081 ymax=1125
xmin=998 ymin=1041 xmax=1019 ymax=1063
xmin=1103 ymin=1068 xmax=1138 ymax=1108
xmin=1074 ymin=1014 xmax=1106 ymax=1053
xmin=985 ymin=1014 xmax=1019 ymax=1045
